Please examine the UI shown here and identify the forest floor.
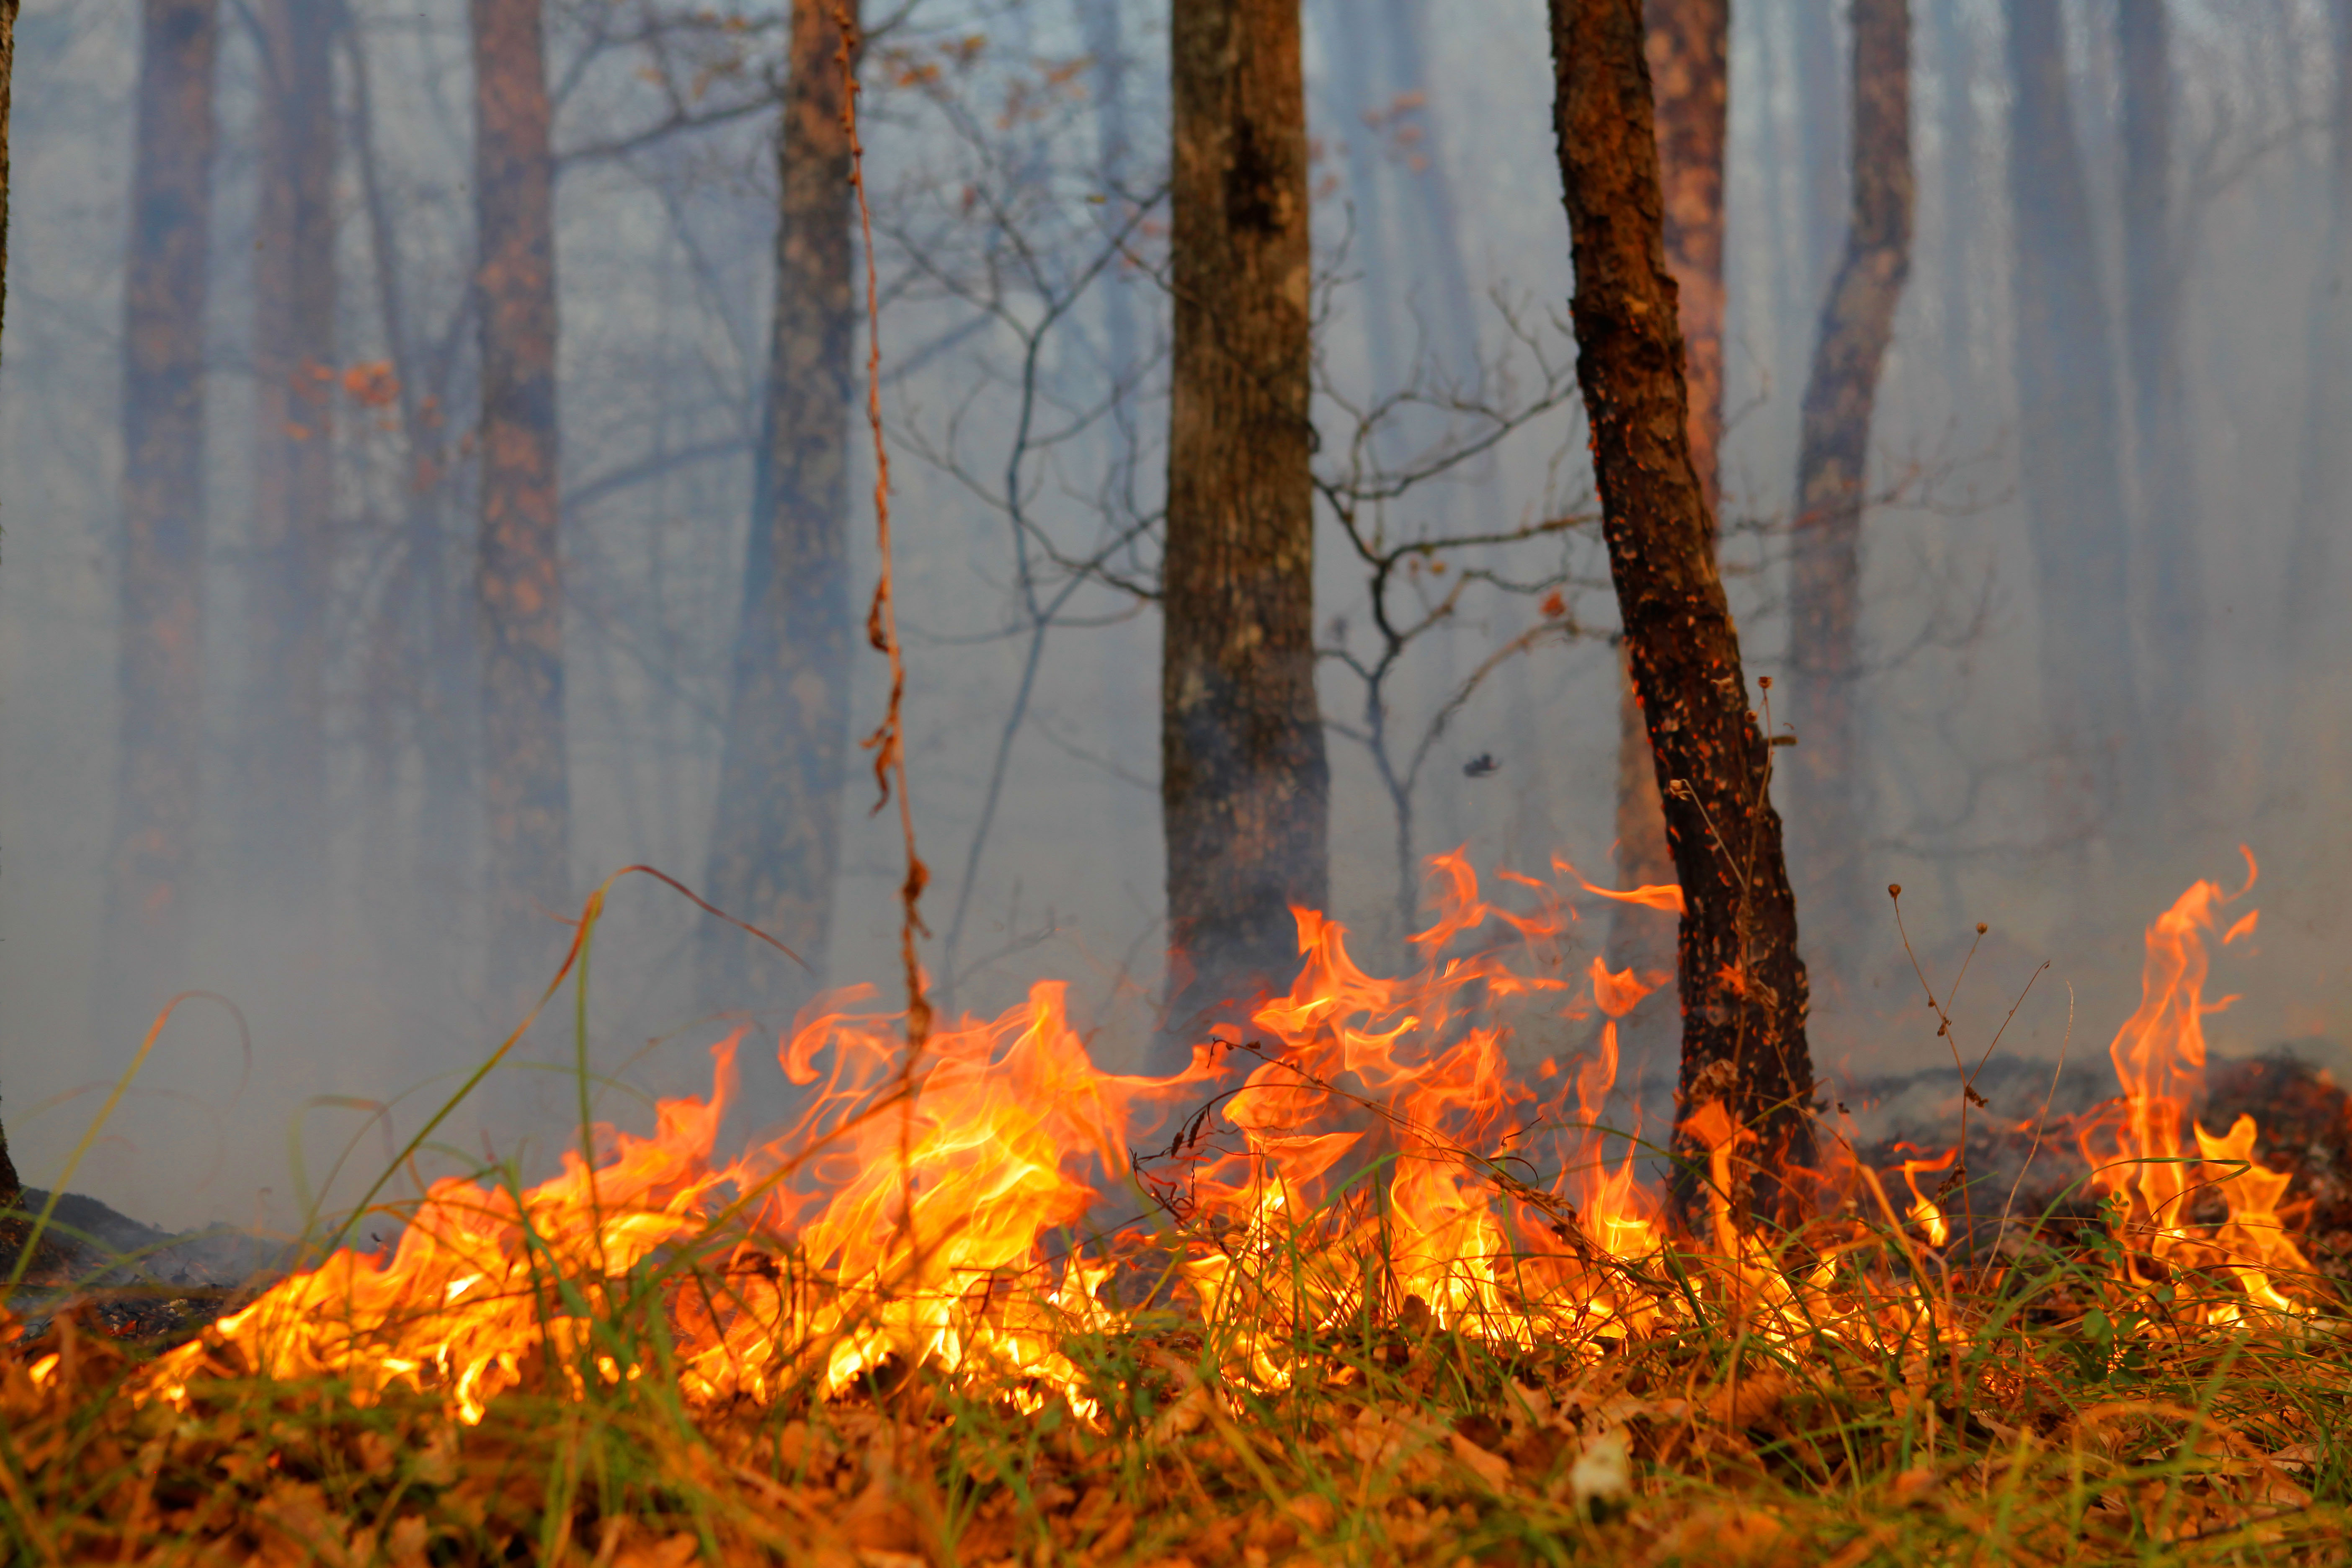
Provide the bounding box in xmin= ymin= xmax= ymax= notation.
xmin=5 ymin=1056 xmax=2352 ymax=1565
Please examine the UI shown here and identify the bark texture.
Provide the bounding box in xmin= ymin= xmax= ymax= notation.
xmin=2118 ymin=2 xmax=2202 ymax=803
xmin=1159 ymin=0 xmax=1328 ymax=1063
xmin=0 ymin=0 xmax=18 ymax=1207
xmin=1609 ymin=0 xmax=1729 ymax=999
xmin=471 ymin=0 xmax=570 ymax=980
xmin=103 ymin=0 xmax=220 ymax=1030
xmin=700 ymin=0 xmax=856 ymax=1005
xmin=2005 ymin=0 xmax=2141 ymax=826
xmin=1549 ymin=0 xmax=1816 ymax=1211
xmin=242 ymin=0 xmax=337 ymax=909
xmin=1785 ymin=0 xmax=1912 ymax=975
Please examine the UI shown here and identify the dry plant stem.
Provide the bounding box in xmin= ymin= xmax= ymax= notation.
xmin=835 ymin=3 xmax=932 ymax=1269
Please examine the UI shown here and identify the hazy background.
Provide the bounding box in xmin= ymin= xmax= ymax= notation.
xmin=3 ymin=0 xmax=2345 ymax=1233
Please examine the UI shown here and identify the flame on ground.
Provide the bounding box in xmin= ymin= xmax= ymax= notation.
xmin=129 ymin=851 xmax=2321 ymax=1423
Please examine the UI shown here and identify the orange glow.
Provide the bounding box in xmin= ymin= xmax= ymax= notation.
xmin=130 ymin=854 xmax=2316 ymax=1424
xmin=2074 ymin=851 xmax=2314 ymax=1321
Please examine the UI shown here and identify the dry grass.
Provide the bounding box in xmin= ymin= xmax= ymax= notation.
xmin=5 ymin=1182 xmax=2348 ymax=1568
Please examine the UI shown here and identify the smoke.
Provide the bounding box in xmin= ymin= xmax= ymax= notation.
xmin=0 ymin=0 xmax=2343 ymax=1234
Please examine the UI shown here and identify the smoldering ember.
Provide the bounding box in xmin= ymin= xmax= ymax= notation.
xmin=3 ymin=2 xmax=2351 ymax=1565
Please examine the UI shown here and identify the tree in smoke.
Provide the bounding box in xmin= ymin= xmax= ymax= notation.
xmin=1605 ymin=0 xmax=1730 ymax=1015
xmin=2117 ymin=1 xmax=2202 ymax=803
xmin=1785 ymin=0 xmax=1913 ymax=976
xmin=1549 ymin=0 xmax=1816 ymax=1213
xmin=240 ymin=0 xmax=338 ymax=920
xmin=0 ymin=0 xmax=18 ymax=1207
xmin=1157 ymin=0 xmax=1328 ymax=1063
xmin=2005 ymin=0 xmax=2142 ymax=830
xmin=101 ymin=0 xmax=221 ymax=1036
xmin=2282 ymin=2 xmax=2352 ymax=681
xmin=471 ymin=0 xmax=570 ymax=988
xmin=701 ymin=0 xmax=858 ymax=1005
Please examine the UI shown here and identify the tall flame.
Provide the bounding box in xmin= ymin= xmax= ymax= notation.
xmin=2075 ymin=851 xmax=2314 ymax=1320
xmin=129 ymin=851 xmax=2317 ymax=1426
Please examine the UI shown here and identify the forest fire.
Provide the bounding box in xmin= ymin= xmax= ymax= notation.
xmin=98 ymin=853 xmax=2321 ymax=1434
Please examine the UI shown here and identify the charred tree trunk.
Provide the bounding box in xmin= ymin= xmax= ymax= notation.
xmin=1549 ymin=0 xmax=1816 ymax=1215
xmin=1158 ymin=0 xmax=1328 ymax=1064
xmin=102 ymin=0 xmax=220 ymax=1035
xmin=1785 ymin=0 xmax=1912 ymax=978
xmin=470 ymin=0 xmax=569 ymax=987
xmin=2005 ymin=0 xmax=2142 ymax=830
xmin=2282 ymin=2 xmax=2352 ymax=674
xmin=0 ymin=0 xmax=18 ymax=1208
xmin=241 ymin=0 xmax=337 ymax=916
xmin=699 ymin=0 xmax=857 ymax=1006
xmin=1607 ymin=0 xmax=1728 ymax=1003
xmin=2118 ymin=2 xmax=2202 ymax=810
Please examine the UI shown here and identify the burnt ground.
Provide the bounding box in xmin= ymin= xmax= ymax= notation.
xmin=1841 ymin=1045 xmax=2352 ymax=1282
xmin=0 ymin=1188 xmax=287 ymax=1347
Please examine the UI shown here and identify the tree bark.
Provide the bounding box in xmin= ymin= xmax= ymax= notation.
xmin=1549 ymin=0 xmax=1816 ymax=1215
xmin=103 ymin=0 xmax=220 ymax=1036
xmin=2281 ymin=2 xmax=2352 ymax=673
xmin=241 ymin=0 xmax=337 ymax=913
xmin=1785 ymin=0 xmax=1912 ymax=977
xmin=699 ymin=0 xmax=857 ymax=1006
xmin=471 ymin=0 xmax=570 ymax=986
xmin=2005 ymin=0 xmax=2141 ymax=828
xmin=2117 ymin=2 xmax=2202 ymax=811
xmin=0 ymin=0 xmax=19 ymax=1207
xmin=1158 ymin=0 xmax=1328 ymax=1065
xmin=1607 ymin=0 xmax=1728 ymax=1006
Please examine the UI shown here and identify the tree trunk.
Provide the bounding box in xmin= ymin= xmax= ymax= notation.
xmin=0 ymin=0 xmax=18 ymax=1208
xmin=1549 ymin=0 xmax=1816 ymax=1216
xmin=241 ymin=0 xmax=337 ymax=915
xmin=2005 ymin=0 xmax=2141 ymax=830
xmin=1605 ymin=0 xmax=1727 ymax=1034
xmin=2281 ymin=2 xmax=2352 ymax=674
xmin=346 ymin=8 xmax=477 ymax=981
xmin=699 ymin=0 xmax=857 ymax=1007
xmin=103 ymin=0 xmax=220 ymax=1036
xmin=1158 ymin=0 xmax=1328 ymax=1065
xmin=2117 ymin=2 xmax=2202 ymax=813
xmin=470 ymin=0 xmax=569 ymax=988
xmin=1785 ymin=0 xmax=1912 ymax=979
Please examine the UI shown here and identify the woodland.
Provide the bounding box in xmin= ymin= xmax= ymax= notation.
xmin=2 ymin=0 xmax=2352 ymax=1563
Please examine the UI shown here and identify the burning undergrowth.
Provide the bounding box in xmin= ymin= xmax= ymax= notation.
xmin=5 ymin=854 xmax=2351 ymax=1563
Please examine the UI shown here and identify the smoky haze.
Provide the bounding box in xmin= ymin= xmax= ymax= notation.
xmin=0 ymin=0 xmax=2344 ymax=1235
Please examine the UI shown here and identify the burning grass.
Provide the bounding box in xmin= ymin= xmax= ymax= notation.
xmin=5 ymin=857 xmax=2350 ymax=1564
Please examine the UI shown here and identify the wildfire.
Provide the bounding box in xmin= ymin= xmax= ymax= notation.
xmin=125 ymin=852 xmax=2320 ymax=1426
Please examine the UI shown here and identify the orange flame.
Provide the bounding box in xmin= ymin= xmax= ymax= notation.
xmin=2075 ymin=849 xmax=2313 ymax=1319
xmin=130 ymin=851 xmax=2317 ymax=1424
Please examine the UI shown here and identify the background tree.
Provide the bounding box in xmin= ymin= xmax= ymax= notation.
xmin=1550 ymin=0 xmax=1815 ymax=1212
xmin=699 ymin=0 xmax=858 ymax=1009
xmin=1785 ymin=0 xmax=1913 ymax=978
xmin=1605 ymin=0 xmax=1729 ymax=1037
xmin=471 ymin=0 xmax=570 ymax=993
xmin=2118 ymin=2 xmax=2201 ymax=810
xmin=0 ymin=0 xmax=18 ymax=1208
xmin=2005 ymin=0 xmax=2141 ymax=834
xmin=2282 ymin=2 xmax=2352 ymax=689
xmin=101 ymin=0 xmax=220 ymax=1039
xmin=240 ymin=0 xmax=339 ymax=925
xmin=1157 ymin=0 xmax=1327 ymax=1063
